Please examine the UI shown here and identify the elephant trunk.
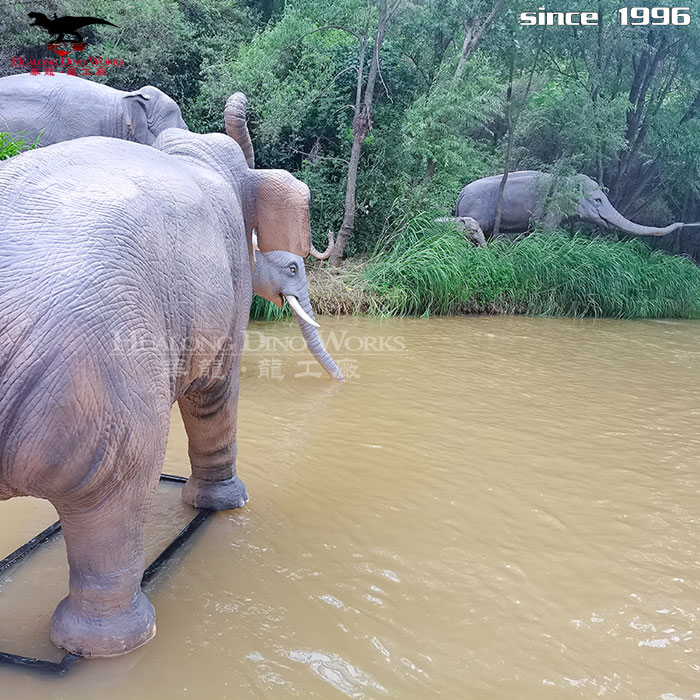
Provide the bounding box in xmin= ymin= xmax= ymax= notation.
xmin=309 ymin=231 xmax=335 ymax=260
xmin=286 ymin=294 xmax=344 ymax=381
xmin=600 ymin=206 xmax=685 ymax=237
xmin=224 ymin=93 xmax=255 ymax=169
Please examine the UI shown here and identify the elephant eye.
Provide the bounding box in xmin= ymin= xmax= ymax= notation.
xmin=289 ymin=265 xmax=297 ymax=274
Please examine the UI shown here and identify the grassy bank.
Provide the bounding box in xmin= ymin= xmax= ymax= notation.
xmin=252 ymin=217 xmax=700 ymax=320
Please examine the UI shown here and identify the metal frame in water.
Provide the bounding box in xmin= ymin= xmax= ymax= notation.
xmin=0 ymin=473 xmax=212 ymax=676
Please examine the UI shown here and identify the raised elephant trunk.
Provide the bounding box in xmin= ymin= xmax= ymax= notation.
xmin=309 ymin=231 xmax=335 ymax=260
xmin=224 ymin=93 xmax=255 ymax=168
xmin=598 ymin=203 xmax=685 ymax=237
xmin=290 ymin=293 xmax=344 ymax=381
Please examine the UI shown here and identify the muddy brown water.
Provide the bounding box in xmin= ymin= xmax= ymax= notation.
xmin=1 ymin=316 xmax=699 ymax=699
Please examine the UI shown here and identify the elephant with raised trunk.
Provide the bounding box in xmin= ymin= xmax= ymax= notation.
xmin=0 ymin=72 xmax=188 ymax=146
xmin=453 ymin=171 xmax=691 ymax=239
xmin=0 ymin=120 xmax=329 ymax=657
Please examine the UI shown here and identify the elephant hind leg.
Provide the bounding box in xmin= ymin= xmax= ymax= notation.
xmin=178 ymin=376 xmax=248 ymax=511
xmin=49 ymin=423 xmax=166 ymax=657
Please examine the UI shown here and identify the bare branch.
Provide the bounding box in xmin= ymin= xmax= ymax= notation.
xmin=452 ymin=0 xmax=505 ymax=86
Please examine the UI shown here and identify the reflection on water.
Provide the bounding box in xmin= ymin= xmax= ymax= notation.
xmin=1 ymin=316 xmax=700 ymax=699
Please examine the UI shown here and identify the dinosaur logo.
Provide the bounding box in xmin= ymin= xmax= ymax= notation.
xmin=28 ymin=12 xmax=117 ymax=43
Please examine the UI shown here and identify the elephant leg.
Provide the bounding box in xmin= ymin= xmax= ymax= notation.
xmin=50 ymin=473 xmax=159 ymax=657
xmin=179 ymin=376 xmax=248 ymax=511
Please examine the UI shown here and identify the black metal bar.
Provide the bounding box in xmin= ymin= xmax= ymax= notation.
xmin=0 ymin=521 xmax=61 ymax=577
xmin=0 ymin=473 xmax=209 ymax=676
xmin=159 ymin=473 xmax=188 ymax=484
xmin=0 ymin=651 xmax=80 ymax=675
xmin=141 ymin=509 xmax=212 ymax=584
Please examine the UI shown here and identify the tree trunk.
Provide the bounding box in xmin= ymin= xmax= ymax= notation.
xmin=452 ymin=0 xmax=505 ymax=86
xmin=330 ymin=0 xmax=389 ymax=266
xmin=493 ymin=53 xmax=515 ymax=237
xmin=612 ymin=33 xmax=669 ymax=205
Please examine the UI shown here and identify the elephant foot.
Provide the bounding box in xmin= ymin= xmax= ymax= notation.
xmin=182 ymin=474 xmax=249 ymax=510
xmin=50 ymin=591 xmax=156 ymax=657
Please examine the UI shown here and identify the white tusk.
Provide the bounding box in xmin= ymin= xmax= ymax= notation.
xmin=285 ymin=295 xmax=320 ymax=328
xmin=252 ymin=230 xmax=260 ymax=251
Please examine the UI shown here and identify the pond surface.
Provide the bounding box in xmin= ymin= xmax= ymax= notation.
xmin=1 ymin=315 xmax=699 ymax=699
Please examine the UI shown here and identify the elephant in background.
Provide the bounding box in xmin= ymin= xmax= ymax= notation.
xmin=0 ymin=72 xmax=187 ymax=146
xmin=452 ymin=170 xmax=690 ymax=239
xmin=435 ymin=216 xmax=487 ymax=248
xmin=0 ymin=121 xmax=326 ymax=656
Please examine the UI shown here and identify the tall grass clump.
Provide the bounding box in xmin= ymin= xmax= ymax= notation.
xmin=363 ymin=217 xmax=700 ymax=319
xmin=0 ymin=132 xmax=39 ymax=160
xmin=364 ymin=215 xmax=477 ymax=315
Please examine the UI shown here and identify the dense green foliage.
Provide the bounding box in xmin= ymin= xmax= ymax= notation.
xmin=2 ymin=1 xmax=700 ymax=318
xmin=2 ymin=0 xmax=699 ymax=258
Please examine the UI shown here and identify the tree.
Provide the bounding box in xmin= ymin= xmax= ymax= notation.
xmin=330 ymin=0 xmax=393 ymax=265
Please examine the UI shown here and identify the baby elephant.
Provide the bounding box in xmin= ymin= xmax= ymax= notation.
xmin=0 ymin=72 xmax=187 ymax=146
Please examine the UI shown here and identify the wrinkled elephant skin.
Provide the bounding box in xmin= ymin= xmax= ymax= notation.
xmin=0 ymin=72 xmax=187 ymax=146
xmin=0 ymin=128 xmax=315 ymax=657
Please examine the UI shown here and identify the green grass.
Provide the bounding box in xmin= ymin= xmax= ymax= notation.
xmin=0 ymin=132 xmax=39 ymax=160
xmin=251 ymin=222 xmax=700 ymax=320
xmin=362 ymin=216 xmax=700 ymax=319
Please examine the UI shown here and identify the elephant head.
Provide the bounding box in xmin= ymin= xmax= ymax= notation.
xmin=435 ymin=216 xmax=487 ymax=247
xmin=252 ymin=247 xmax=344 ymax=381
xmin=153 ymin=95 xmax=341 ymax=378
xmin=123 ymin=86 xmax=188 ymax=145
xmin=221 ymin=92 xmax=341 ymax=379
xmin=575 ymin=176 xmax=684 ymax=237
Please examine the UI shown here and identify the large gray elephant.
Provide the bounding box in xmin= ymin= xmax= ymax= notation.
xmin=0 ymin=77 xmax=340 ymax=378
xmin=0 ymin=72 xmax=187 ymax=145
xmin=0 ymin=126 xmax=326 ymax=657
xmin=454 ymin=170 xmax=689 ymax=238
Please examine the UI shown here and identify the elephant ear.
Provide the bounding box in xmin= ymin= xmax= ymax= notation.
xmin=252 ymin=169 xmax=311 ymax=257
xmin=122 ymin=89 xmax=154 ymax=145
